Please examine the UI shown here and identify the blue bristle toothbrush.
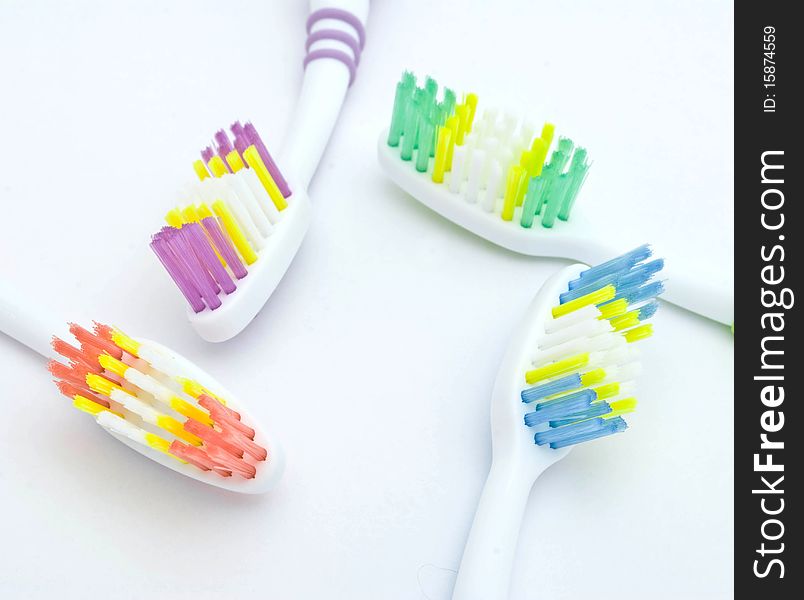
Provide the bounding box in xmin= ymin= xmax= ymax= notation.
xmin=451 ymin=245 xmax=662 ymax=600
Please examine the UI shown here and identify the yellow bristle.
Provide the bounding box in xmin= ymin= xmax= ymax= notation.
xmin=165 ymin=209 xmax=184 ymax=228
xmin=606 ymin=398 xmax=637 ymax=418
xmin=85 ymin=373 xmax=125 ymax=398
xmin=526 ymin=352 xmax=590 ymax=385
xmin=598 ymin=299 xmax=629 ymax=320
xmin=110 ymin=329 xmax=141 ymax=357
xmin=529 ymin=137 xmax=548 ymax=177
xmin=156 ymin=415 xmax=203 ymax=446
xmin=193 ymin=159 xmax=210 ymax=181
xmin=169 ymin=396 xmax=213 ymax=426
xmin=610 ymin=311 xmax=641 ymax=331
xmin=177 ymin=377 xmax=227 ymax=405
xmin=182 ymin=205 xmax=201 ymax=223
xmin=208 ymin=156 xmax=228 ymax=178
xmin=432 ymin=126 xmax=453 ymax=184
xmin=196 ymin=203 xmax=214 ymax=219
xmin=243 ymin=145 xmax=288 ymax=211
xmin=465 ymin=93 xmax=478 ymax=132
xmin=593 ymin=382 xmax=620 ymax=401
xmin=540 ymin=122 xmax=555 ymax=148
xmin=552 ymin=285 xmax=616 ymax=319
xmin=624 ymin=324 xmax=653 ymax=343
xmin=579 ymin=368 xmax=606 ymax=387
xmin=502 ymin=165 xmax=524 ymax=221
xmin=212 ymin=200 xmax=257 ymax=265
xmin=98 ymin=354 xmax=129 ymax=378
xmin=226 ymin=150 xmax=245 ymax=173
xmin=144 ymin=433 xmax=172 ymax=455
xmin=73 ymin=394 xmax=108 ymax=416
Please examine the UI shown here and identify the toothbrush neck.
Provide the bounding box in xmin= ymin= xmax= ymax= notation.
xmin=280 ymin=0 xmax=369 ymax=190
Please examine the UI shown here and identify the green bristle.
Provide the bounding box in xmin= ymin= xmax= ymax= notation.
xmin=441 ymin=88 xmax=456 ymax=121
xmin=533 ymin=162 xmax=554 ymax=214
xmin=416 ymin=115 xmax=436 ymax=172
xmin=520 ymin=176 xmax=542 ymax=228
xmin=424 ymin=76 xmax=438 ymax=99
xmin=532 ymin=139 xmax=573 ymax=217
xmin=387 ymin=71 xmax=415 ymax=147
xmin=414 ymin=79 xmax=437 ymax=151
xmin=541 ymin=172 xmax=570 ymax=228
xmin=400 ymin=88 xmax=423 ymax=161
xmin=558 ymin=148 xmax=591 ymax=221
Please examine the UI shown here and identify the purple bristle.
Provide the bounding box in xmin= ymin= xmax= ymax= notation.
xmin=214 ymin=130 xmax=234 ymax=171
xmin=243 ymin=122 xmax=292 ymax=198
xmin=150 ymin=228 xmax=206 ymax=313
xmin=149 ymin=218 xmax=256 ymax=313
xmin=171 ymin=227 xmax=222 ymax=311
xmin=201 ymin=146 xmax=215 ymax=164
xmin=184 ymin=222 xmax=236 ymax=294
xmin=230 ymin=121 xmax=249 ymax=157
xmin=201 ymin=217 xmax=248 ymax=279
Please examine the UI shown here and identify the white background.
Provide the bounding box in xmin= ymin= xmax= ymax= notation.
xmin=0 ymin=1 xmax=733 ymax=598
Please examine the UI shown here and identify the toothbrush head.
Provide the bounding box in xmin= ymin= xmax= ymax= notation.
xmin=48 ymin=322 xmax=284 ymax=493
xmin=151 ymin=121 xmax=312 ymax=342
xmin=378 ymin=71 xmax=603 ymax=258
xmin=491 ymin=245 xmax=663 ymax=471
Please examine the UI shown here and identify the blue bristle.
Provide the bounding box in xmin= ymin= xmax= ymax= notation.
xmin=524 ymin=389 xmax=595 ymax=427
xmin=534 ymin=417 xmax=607 ymax=446
xmin=549 ymin=401 xmax=613 ymax=427
xmin=560 ymin=273 xmax=619 ymax=303
xmin=521 ymin=373 xmax=581 ymax=403
xmin=638 ymin=300 xmax=659 ymax=321
xmin=614 ymin=280 xmax=665 ymax=305
xmin=574 ymin=245 xmax=653 ymax=286
xmin=617 ymin=259 xmax=663 ymax=289
xmin=547 ymin=417 xmax=628 ymax=449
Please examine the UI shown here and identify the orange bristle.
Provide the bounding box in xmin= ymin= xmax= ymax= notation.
xmin=78 ymin=341 xmax=106 ymax=370
xmin=48 ymin=361 xmax=86 ymax=386
xmin=51 ymin=337 xmax=94 ymax=368
xmin=92 ymin=321 xmax=115 ymax=342
xmin=55 ymin=380 xmax=110 ymax=408
xmin=206 ymin=444 xmax=256 ymax=479
xmin=68 ymin=323 xmax=123 ymax=359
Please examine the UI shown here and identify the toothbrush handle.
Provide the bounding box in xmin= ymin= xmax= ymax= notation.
xmin=0 ymin=279 xmax=63 ymax=359
xmin=281 ymin=0 xmax=369 ymax=189
xmin=452 ymin=461 xmax=535 ymax=600
xmin=660 ymin=266 xmax=733 ymax=326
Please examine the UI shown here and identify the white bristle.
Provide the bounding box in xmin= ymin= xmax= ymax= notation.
xmin=538 ymin=316 xmax=613 ymax=349
xmin=465 ymin=149 xmax=485 ymax=204
xmin=482 ymin=160 xmax=502 ymax=213
xmin=544 ymin=305 xmax=602 ymax=333
xmin=222 ymin=174 xmax=274 ymax=237
xmin=449 ymin=146 xmax=467 ymax=194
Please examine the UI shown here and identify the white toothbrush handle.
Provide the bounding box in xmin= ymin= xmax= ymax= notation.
xmin=281 ymin=0 xmax=370 ymax=189
xmin=0 ymin=280 xmax=63 ymax=359
xmin=659 ymin=267 xmax=733 ymax=326
xmin=452 ymin=460 xmax=537 ymax=600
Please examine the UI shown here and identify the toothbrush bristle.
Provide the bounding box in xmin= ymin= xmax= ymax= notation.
xmin=521 ymin=247 xmax=664 ymax=449
xmin=48 ymin=322 xmax=268 ymax=480
xmin=386 ymin=70 xmax=591 ymax=227
xmin=151 ymin=121 xmax=289 ymax=312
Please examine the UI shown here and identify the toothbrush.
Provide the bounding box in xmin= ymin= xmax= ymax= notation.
xmin=377 ymin=71 xmax=732 ymax=326
xmin=451 ymin=245 xmax=662 ymax=600
xmin=150 ymin=0 xmax=370 ymax=343
xmin=0 ymin=286 xmax=284 ymax=493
